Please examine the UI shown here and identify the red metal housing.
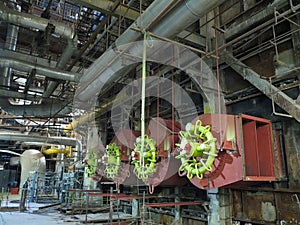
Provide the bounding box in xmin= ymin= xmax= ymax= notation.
xmin=142 ymin=117 xmax=187 ymax=188
xmin=186 ymin=114 xmax=276 ymax=190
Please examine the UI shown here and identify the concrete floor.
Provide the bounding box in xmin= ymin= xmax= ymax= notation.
xmin=0 ymin=211 xmax=79 ymax=225
xmin=0 ymin=195 xmax=78 ymax=225
xmin=0 ymin=193 xmax=134 ymax=225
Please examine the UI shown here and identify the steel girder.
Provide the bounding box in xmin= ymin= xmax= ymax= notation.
xmin=225 ymin=53 xmax=300 ymax=122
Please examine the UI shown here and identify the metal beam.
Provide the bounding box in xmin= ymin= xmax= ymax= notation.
xmin=72 ymin=0 xmax=140 ymax=21
xmin=0 ymin=132 xmax=77 ymax=146
xmin=225 ymin=53 xmax=300 ymax=122
xmin=146 ymin=201 xmax=203 ymax=207
xmin=224 ymin=0 xmax=288 ymax=40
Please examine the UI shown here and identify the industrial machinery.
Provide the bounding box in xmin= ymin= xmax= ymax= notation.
xmin=131 ymin=117 xmax=187 ymax=193
xmin=176 ymin=114 xmax=276 ymax=189
xmin=101 ymin=129 xmax=141 ymax=187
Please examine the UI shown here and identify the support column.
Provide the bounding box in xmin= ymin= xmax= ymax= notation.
xmin=291 ymin=13 xmax=300 ymax=104
xmin=132 ymin=186 xmax=139 ymax=218
xmin=207 ymin=188 xmax=231 ymax=225
xmin=174 ymin=186 xmax=182 ymax=225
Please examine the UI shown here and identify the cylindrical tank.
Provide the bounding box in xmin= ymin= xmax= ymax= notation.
xmin=19 ymin=149 xmax=46 ymax=190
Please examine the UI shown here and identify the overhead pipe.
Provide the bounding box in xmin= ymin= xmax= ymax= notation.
xmin=42 ymin=147 xmax=71 ymax=155
xmin=0 ymin=1 xmax=20 ymax=87
xmin=0 ymin=132 xmax=77 ymax=146
xmin=77 ymin=0 xmax=225 ymax=102
xmin=0 ymin=58 xmax=81 ymax=82
xmin=0 ymin=3 xmax=75 ymax=40
xmin=0 ymin=24 xmax=19 ymax=87
xmin=0 ymin=150 xmax=21 ymax=156
xmin=43 ymin=37 xmax=78 ymax=98
xmin=0 ymin=98 xmax=71 ymax=117
xmin=0 ymin=49 xmax=58 ymax=69
xmin=0 ymin=89 xmax=40 ymax=101
xmin=76 ymin=0 xmax=180 ymax=98
xmin=0 ymin=2 xmax=78 ymax=115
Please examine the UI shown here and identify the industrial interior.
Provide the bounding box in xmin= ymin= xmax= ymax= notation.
xmin=0 ymin=0 xmax=299 ymax=224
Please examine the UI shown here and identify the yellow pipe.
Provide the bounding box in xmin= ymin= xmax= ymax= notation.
xmin=64 ymin=111 xmax=96 ymax=133
xmin=42 ymin=148 xmax=71 ymax=155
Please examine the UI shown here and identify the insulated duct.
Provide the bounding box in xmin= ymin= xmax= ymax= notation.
xmin=0 ymin=2 xmax=77 ymax=116
xmin=43 ymin=37 xmax=78 ymax=98
xmin=77 ymin=0 xmax=225 ymax=102
xmin=0 ymin=24 xmax=19 ymax=87
xmin=0 ymin=58 xmax=81 ymax=82
xmin=0 ymin=3 xmax=75 ymax=40
xmin=0 ymin=89 xmax=39 ymax=101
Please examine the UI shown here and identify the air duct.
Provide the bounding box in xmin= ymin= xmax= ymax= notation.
xmin=0 ymin=1 xmax=20 ymax=87
xmin=0 ymin=2 xmax=77 ymax=116
xmin=43 ymin=37 xmax=78 ymax=98
xmin=0 ymin=24 xmax=19 ymax=87
xmin=77 ymin=0 xmax=225 ymax=102
xmin=0 ymin=3 xmax=75 ymax=40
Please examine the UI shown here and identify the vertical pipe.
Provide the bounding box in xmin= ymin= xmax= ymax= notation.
xmin=140 ymin=32 xmax=147 ymax=168
xmin=0 ymin=0 xmax=20 ymax=87
xmin=0 ymin=21 xmax=19 ymax=88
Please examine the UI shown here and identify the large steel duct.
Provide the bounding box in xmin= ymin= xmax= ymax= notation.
xmin=0 ymin=3 xmax=75 ymax=40
xmin=0 ymin=2 xmax=77 ymax=116
xmin=0 ymin=24 xmax=19 ymax=87
xmin=43 ymin=37 xmax=78 ymax=98
xmin=0 ymin=1 xmax=20 ymax=87
xmin=76 ymin=0 xmax=225 ymax=102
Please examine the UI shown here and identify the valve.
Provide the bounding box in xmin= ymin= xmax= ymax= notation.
xmin=103 ymin=143 xmax=121 ymax=179
xmin=131 ymin=135 xmax=157 ymax=180
xmin=176 ymin=120 xmax=217 ymax=180
xmin=86 ymin=149 xmax=98 ymax=176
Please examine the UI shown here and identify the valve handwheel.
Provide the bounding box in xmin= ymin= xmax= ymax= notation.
xmin=131 ymin=135 xmax=157 ymax=180
xmin=103 ymin=143 xmax=121 ymax=179
xmin=176 ymin=120 xmax=217 ymax=180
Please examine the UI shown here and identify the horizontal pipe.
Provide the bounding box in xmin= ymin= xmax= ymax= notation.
xmin=0 ymin=89 xmax=41 ymax=101
xmin=0 ymin=58 xmax=81 ymax=82
xmin=0 ymin=132 xmax=77 ymax=146
xmin=0 ymin=98 xmax=71 ymax=117
xmin=0 ymin=3 xmax=75 ymax=40
xmin=77 ymin=0 xmax=225 ymax=102
xmin=42 ymin=148 xmax=71 ymax=155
